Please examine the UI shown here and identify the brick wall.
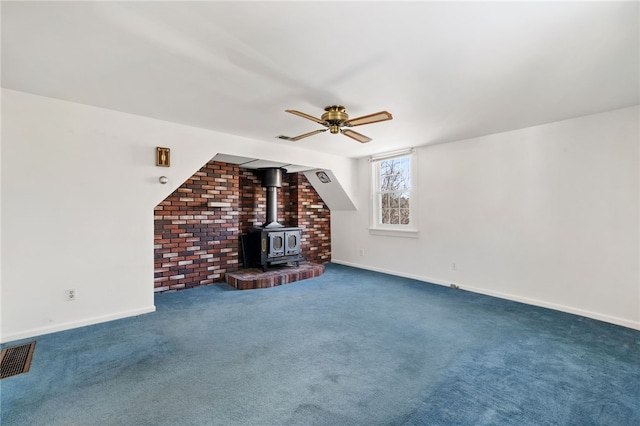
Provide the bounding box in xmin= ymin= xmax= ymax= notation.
xmin=239 ymin=169 xmax=265 ymax=233
xmin=154 ymin=161 xmax=239 ymax=292
xmin=239 ymin=169 xmax=292 ymax=234
xmin=154 ymin=162 xmax=330 ymax=293
xmin=290 ymin=173 xmax=331 ymax=264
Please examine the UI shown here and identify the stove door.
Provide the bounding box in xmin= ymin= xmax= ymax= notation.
xmin=268 ymin=232 xmax=285 ymax=258
xmin=285 ymin=230 xmax=301 ymax=255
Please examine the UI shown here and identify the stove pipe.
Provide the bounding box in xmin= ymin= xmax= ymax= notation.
xmin=260 ymin=168 xmax=286 ymax=228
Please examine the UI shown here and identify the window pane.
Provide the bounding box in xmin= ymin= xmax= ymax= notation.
xmin=381 ymin=174 xmax=392 ymax=191
xmin=398 ymin=157 xmax=410 ymax=190
xmin=382 ymin=208 xmax=390 ymax=224
xmin=399 ymin=192 xmax=410 ymax=209
xmin=390 ymin=208 xmax=399 ymax=224
xmin=381 ymin=193 xmax=390 ymax=210
xmin=400 ymin=209 xmax=410 ymax=225
xmin=380 ymin=156 xmax=410 ymax=192
xmin=390 ymin=194 xmax=399 ymax=208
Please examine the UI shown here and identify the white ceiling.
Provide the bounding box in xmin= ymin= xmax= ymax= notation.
xmin=2 ymin=1 xmax=638 ymax=159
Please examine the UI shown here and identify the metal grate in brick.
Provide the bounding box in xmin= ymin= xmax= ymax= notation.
xmin=0 ymin=341 xmax=36 ymax=379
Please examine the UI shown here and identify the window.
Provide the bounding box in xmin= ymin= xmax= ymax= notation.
xmin=371 ymin=150 xmax=417 ymax=235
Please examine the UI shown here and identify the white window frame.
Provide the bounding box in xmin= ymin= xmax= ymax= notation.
xmin=369 ymin=149 xmax=418 ymax=238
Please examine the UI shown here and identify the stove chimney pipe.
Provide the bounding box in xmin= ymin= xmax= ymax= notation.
xmin=260 ymin=168 xmax=285 ymax=228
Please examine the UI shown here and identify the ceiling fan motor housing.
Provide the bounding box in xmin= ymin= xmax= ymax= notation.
xmin=322 ymin=105 xmax=349 ymax=133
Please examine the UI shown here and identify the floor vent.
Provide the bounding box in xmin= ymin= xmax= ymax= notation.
xmin=0 ymin=342 xmax=36 ymax=379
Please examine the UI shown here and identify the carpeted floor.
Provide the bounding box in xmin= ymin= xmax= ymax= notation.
xmin=1 ymin=263 xmax=639 ymax=425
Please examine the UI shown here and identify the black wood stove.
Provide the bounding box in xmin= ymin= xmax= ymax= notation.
xmin=242 ymin=168 xmax=303 ymax=271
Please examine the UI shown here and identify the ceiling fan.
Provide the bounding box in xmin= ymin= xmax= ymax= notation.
xmin=277 ymin=105 xmax=393 ymax=143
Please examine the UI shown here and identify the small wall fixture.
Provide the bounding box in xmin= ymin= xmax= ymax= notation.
xmin=156 ymin=147 xmax=170 ymax=167
xmin=316 ymin=170 xmax=331 ymax=183
xmin=159 ymin=176 xmax=168 ymax=184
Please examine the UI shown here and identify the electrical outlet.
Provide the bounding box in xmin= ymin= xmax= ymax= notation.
xmin=65 ymin=289 xmax=76 ymax=301
xmin=359 ymin=249 xmax=364 ymax=256
xmin=451 ymin=262 xmax=457 ymax=271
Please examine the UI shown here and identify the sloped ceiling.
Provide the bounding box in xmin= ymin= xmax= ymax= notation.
xmin=2 ymin=1 xmax=638 ymax=158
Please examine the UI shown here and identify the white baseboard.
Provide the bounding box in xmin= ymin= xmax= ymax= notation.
xmin=1 ymin=306 xmax=157 ymax=344
xmin=331 ymin=259 xmax=640 ymax=331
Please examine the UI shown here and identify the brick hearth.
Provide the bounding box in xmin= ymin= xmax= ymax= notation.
xmin=225 ymin=262 xmax=324 ymax=290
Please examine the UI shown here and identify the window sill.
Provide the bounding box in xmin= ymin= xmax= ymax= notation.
xmin=368 ymin=227 xmax=419 ymax=238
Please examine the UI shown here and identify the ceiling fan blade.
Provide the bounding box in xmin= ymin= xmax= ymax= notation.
xmin=345 ymin=111 xmax=393 ymax=127
xmin=285 ymin=110 xmax=327 ymax=125
xmin=277 ymin=129 xmax=328 ymax=141
xmin=341 ymin=129 xmax=372 ymax=143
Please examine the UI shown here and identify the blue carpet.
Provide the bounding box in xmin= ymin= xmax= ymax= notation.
xmin=1 ymin=264 xmax=639 ymax=425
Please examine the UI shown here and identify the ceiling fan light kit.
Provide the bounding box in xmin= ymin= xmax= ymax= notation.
xmin=278 ymin=105 xmax=393 ymax=143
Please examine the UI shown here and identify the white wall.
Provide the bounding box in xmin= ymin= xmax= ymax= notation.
xmin=332 ymin=106 xmax=640 ymax=330
xmin=0 ymin=89 xmax=357 ymax=342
